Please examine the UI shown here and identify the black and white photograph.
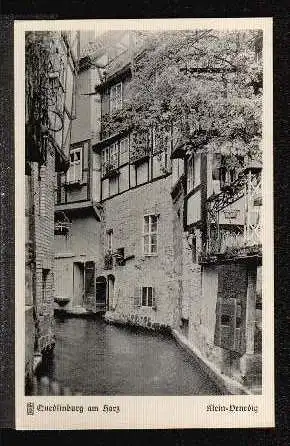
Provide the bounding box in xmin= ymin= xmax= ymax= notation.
xmin=15 ymin=18 xmax=273 ymax=429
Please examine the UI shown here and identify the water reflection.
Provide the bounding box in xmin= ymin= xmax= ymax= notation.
xmin=36 ymin=314 xmax=221 ymax=395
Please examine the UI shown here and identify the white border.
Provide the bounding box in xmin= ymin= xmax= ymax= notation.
xmin=15 ymin=18 xmax=274 ymax=430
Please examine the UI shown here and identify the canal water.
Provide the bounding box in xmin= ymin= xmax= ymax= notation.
xmin=37 ymin=314 xmax=221 ymax=395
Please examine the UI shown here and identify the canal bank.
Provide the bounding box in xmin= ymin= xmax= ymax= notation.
xmin=104 ymin=311 xmax=255 ymax=395
xmin=32 ymin=313 xmax=222 ymax=396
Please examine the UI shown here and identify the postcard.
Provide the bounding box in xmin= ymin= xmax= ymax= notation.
xmin=14 ymin=17 xmax=274 ymax=429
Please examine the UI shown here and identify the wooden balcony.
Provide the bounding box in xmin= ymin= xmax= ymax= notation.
xmin=200 ymin=165 xmax=262 ymax=265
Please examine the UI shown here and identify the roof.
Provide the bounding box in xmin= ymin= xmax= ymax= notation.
xmin=80 ymin=30 xmax=147 ymax=83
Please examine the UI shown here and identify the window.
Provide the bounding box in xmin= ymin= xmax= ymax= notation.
xmin=143 ymin=214 xmax=158 ymax=255
xmin=101 ymin=141 xmax=125 ymax=175
xmin=110 ymin=82 xmax=122 ymax=113
xmin=101 ymin=147 xmax=110 ymax=175
xmin=172 ymin=159 xmax=184 ymax=185
xmin=187 ymin=153 xmax=201 ymax=193
xmin=187 ymin=155 xmax=194 ymax=192
xmin=141 ymin=287 xmax=156 ymax=307
xmin=110 ymin=143 xmax=118 ymax=168
xmin=67 ymin=147 xmax=82 ymax=183
xmin=119 ymin=137 xmax=129 ymax=165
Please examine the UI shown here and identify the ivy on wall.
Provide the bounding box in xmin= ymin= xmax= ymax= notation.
xmin=101 ymin=30 xmax=263 ymax=167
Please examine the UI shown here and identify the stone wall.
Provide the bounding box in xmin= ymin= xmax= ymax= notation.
xmin=100 ymin=176 xmax=180 ymax=328
xmin=54 ymin=212 xmax=102 ymax=310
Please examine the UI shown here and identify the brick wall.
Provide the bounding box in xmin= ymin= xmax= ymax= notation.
xmin=31 ymin=145 xmax=56 ymax=353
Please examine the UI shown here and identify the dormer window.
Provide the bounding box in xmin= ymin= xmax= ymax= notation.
xmin=110 ymin=82 xmax=122 ymax=113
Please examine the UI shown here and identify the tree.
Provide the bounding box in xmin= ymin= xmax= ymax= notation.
xmin=120 ymin=30 xmax=262 ymax=166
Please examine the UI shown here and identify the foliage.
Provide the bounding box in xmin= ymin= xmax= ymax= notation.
xmin=25 ymin=32 xmax=56 ymax=128
xmin=120 ymin=30 xmax=263 ymax=163
xmin=101 ymin=107 xmax=133 ymax=139
xmin=26 ymin=31 xmax=63 ymax=165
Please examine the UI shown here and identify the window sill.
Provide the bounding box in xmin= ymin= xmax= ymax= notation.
xmin=143 ymin=253 xmax=158 ymax=258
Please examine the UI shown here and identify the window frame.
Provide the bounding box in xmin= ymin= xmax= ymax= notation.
xmin=143 ymin=214 xmax=158 ymax=256
xmin=67 ymin=146 xmax=82 ymax=184
xmin=109 ymin=82 xmax=123 ymax=114
xmin=141 ymin=286 xmax=156 ymax=308
xmin=119 ymin=136 xmax=129 ymax=166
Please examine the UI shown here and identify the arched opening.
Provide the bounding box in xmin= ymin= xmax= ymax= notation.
xmin=95 ymin=276 xmax=107 ymax=311
xmin=107 ymin=274 xmax=115 ymax=311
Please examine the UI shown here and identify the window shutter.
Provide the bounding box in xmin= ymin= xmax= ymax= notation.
xmin=214 ymin=297 xmax=246 ymax=354
xmin=84 ymin=261 xmax=95 ymax=304
xmin=152 ymin=287 xmax=156 ymax=309
xmin=134 ymin=286 xmax=141 ymax=307
xmin=214 ymin=297 xmax=237 ymax=351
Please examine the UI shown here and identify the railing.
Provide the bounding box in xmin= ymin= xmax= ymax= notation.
xmin=207 ymin=227 xmax=245 ymax=255
xmin=201 ymin=166 xmax=262 ymax=263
